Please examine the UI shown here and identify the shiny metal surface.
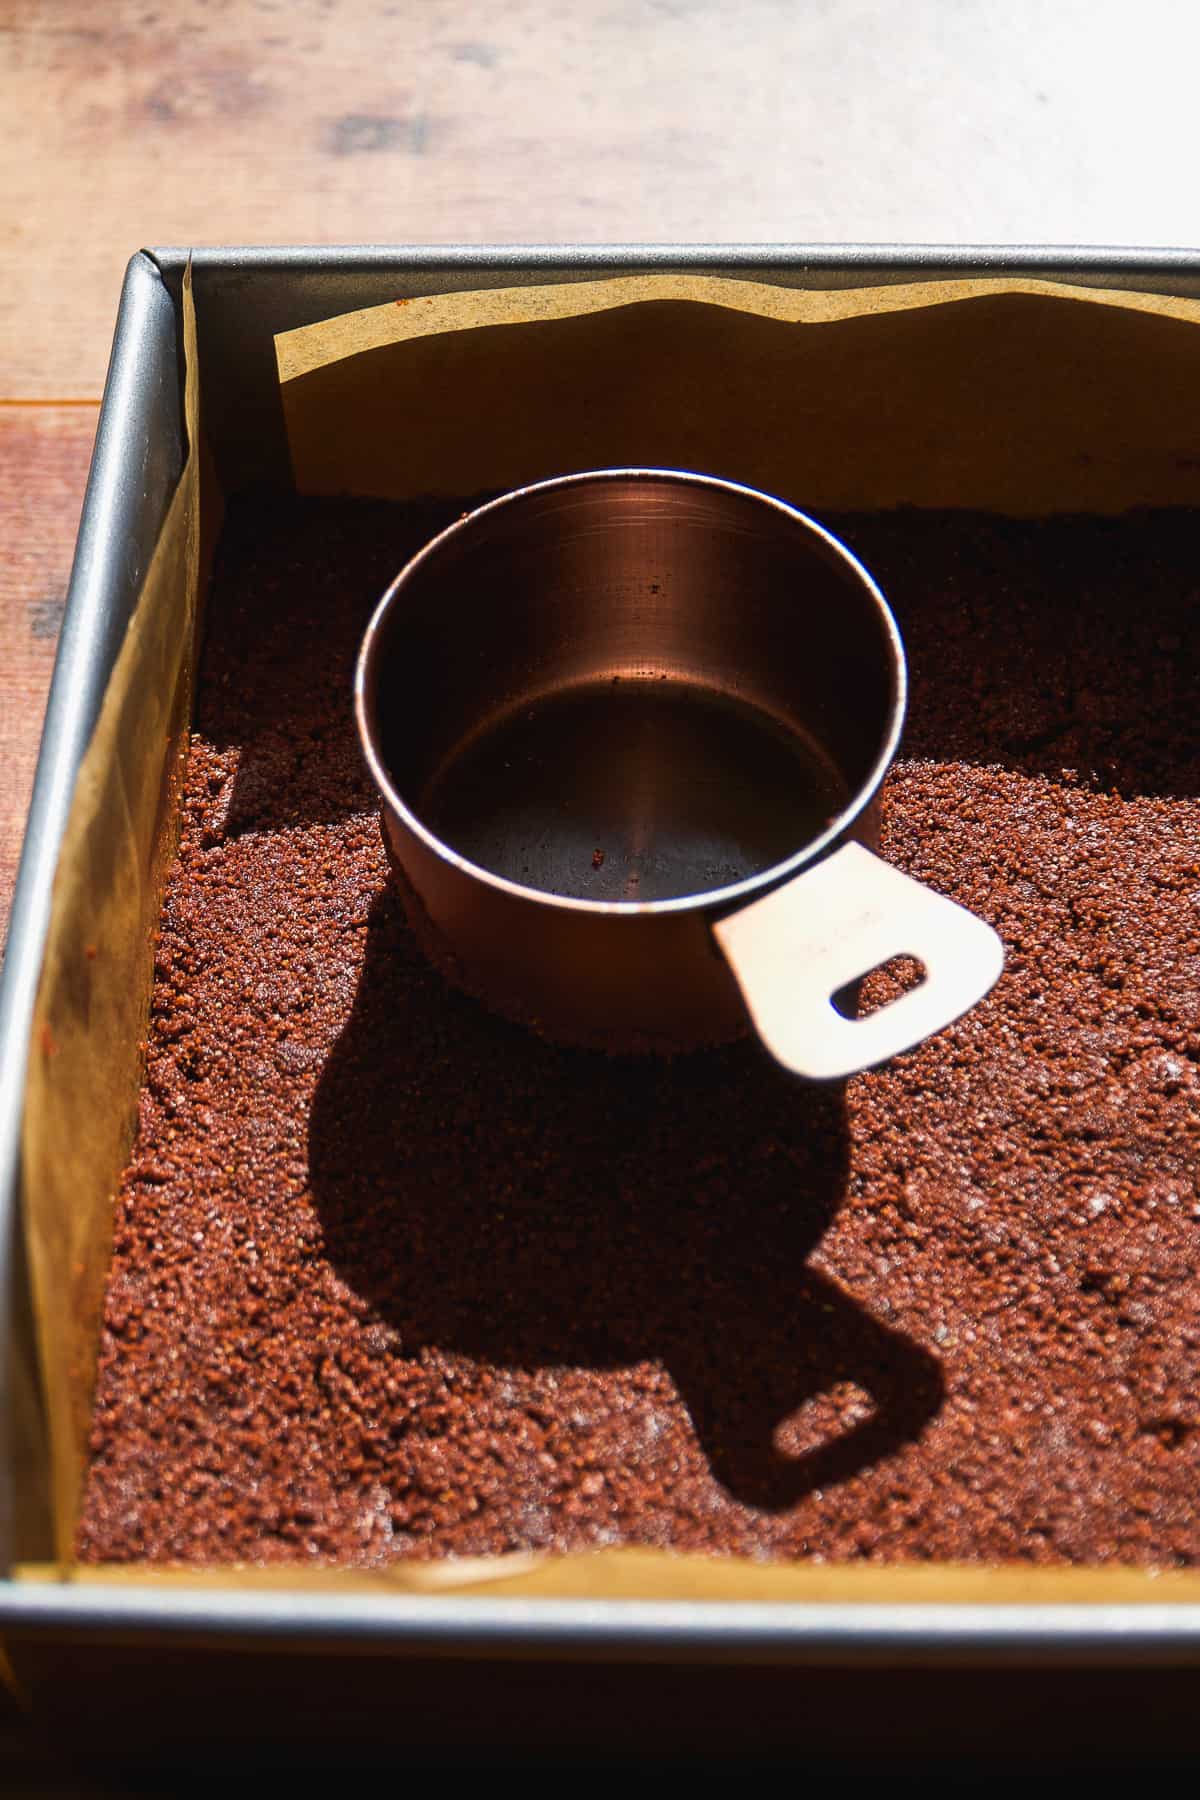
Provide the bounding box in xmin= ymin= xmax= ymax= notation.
xmin=357 ymin=468 xmax=902 ymax=1049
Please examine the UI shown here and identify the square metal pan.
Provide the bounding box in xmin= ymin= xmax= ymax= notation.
xmin=3 ymin=247 xmax=1200 ymax=1748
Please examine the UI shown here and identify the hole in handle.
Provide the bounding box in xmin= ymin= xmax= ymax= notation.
xmin=772 ymin=1379 xmax=878 ymax=1459
xmin=831 ymin=953 xmax=928 ymax=1021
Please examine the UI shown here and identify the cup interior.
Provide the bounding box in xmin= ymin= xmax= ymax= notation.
xmin=359 ymin=472 xmax=903 ymax=907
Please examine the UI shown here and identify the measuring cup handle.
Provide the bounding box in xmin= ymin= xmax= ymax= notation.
xmin=713 ymin=841 xmax=1004 ymax=1080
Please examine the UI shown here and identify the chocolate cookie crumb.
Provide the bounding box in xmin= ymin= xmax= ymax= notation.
xmin=77 ymin=501 xmax=1200 ymax=1566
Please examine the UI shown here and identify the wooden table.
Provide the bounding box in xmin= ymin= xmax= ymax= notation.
xmin=1 ymin=0 xmax=1198 ymax=1777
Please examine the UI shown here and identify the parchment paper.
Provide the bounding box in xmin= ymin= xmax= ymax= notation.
xmin=15 ymin=268 xmax=1200 ymax=1602
xmin=16 ymin=1549 xmax=1200 ymax=1604
xmin=18 ymin=266 xmax=209 ymax=1563
xmin=278 ymin=273 xmax=1200 ymax=513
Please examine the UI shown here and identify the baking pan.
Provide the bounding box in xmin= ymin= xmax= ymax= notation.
xmin=3 ymin=245 xmax=1200 ymax=1759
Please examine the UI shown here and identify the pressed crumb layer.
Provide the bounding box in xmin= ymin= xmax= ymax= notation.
xmin=78 ymin=501 xmax=1200 ymax=1565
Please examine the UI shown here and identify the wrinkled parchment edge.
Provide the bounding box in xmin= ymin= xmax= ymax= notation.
xmin=278 ymin=271 xmax=1200 ymax=515
xmin=17 ymin=1549 xmax=1200 ymax=1604
xmin=18 ymin=266 xmax=207 ymax=1563
xmin=276 ymin=271 xmax=1200 ymax=378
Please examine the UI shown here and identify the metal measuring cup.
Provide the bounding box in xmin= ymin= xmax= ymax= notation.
xmin=356 ymin=470 xmax=1002 ymax=1076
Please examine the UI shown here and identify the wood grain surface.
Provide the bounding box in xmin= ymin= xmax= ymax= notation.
xmin=0 ymin=405 xmax=96 ymax=950
xmin=2 ymin=0 xmax=1199 ymax=955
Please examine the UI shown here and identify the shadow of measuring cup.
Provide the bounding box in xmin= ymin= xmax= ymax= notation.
xmin=308 ymin=893 xmax=944 ymax=1518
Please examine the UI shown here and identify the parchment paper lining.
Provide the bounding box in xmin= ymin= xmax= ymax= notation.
xmin=278 ymin=272 xmax=1200 ymax=514
xmin=18 ymin=268 xmax=209 ymax=1564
